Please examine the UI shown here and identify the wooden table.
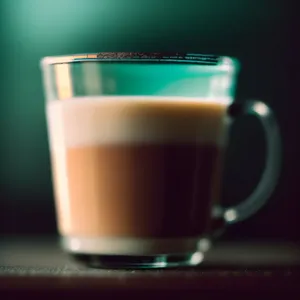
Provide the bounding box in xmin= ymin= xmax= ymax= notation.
xmin=0 ymin=237 xmax=300 ymax=298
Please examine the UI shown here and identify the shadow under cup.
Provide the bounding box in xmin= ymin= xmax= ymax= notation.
xmin=41 ymin=53 xmax=280 ymax=268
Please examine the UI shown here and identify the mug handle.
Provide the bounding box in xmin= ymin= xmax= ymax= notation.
xmin=215 ymin=101 xmax=281 ymax=224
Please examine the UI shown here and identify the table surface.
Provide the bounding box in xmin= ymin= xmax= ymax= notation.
xmin=0 ymin=236 xmax=300 ymax=297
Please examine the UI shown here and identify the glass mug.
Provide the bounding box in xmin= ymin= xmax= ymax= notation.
xmin=41 ymin=52 xmax=280 ymax=268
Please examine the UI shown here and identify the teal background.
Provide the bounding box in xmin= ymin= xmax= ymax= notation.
xmin=0 ymin=0 xmax=297 ymax=239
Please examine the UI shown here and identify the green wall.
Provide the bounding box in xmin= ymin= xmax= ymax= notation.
xmin=0 ymin=0 xmax=290 ymax=236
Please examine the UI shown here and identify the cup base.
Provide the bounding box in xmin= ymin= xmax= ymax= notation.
xmin=71 ymin=252 xmax=204 ymax=269
xmin=61 ymin=236 xmax=211 ymax=269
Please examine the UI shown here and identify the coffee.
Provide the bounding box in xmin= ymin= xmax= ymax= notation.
xmin=47 ymin=96 xmax=228 ymax=254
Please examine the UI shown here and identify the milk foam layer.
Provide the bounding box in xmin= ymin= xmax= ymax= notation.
xmin=47 ymin=96 xmax=228 ymax=149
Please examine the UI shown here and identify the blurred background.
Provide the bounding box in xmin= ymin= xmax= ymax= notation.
xmin=0 ymin=0 xmax=298 ymax=241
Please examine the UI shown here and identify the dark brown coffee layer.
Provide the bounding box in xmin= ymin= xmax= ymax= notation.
xmin=64 ymin=144 xmax=223 ymax=238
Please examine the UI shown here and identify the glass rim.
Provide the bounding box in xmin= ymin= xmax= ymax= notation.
xmin=41 ymin=52 xmax=239 ymax=72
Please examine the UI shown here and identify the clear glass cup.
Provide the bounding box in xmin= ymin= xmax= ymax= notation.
xmin=41 ymin=52 xmax=280 ymax=268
